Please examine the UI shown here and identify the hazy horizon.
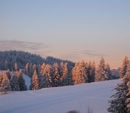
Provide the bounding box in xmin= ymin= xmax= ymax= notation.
xmin=0 ymin=0 xmax=130 ymax=68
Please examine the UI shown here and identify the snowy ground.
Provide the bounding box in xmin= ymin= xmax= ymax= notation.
xmin=0 ymin=79 xmax=121 ymax=113
xmin=22 ymin=73 xmax=31 ymax=90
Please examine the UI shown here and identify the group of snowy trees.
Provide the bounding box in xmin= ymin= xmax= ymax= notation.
xmin=72 ymin=57 xmax=112 ymax=85
xmin=0 ymin=69 xmax=27 ymax=93
xmin=29 ymin=62 xmax=72 ymax=90
xmin=108 ymin=56 xmax=130 ymax=113
xmin=95 ymin=57 xmax=112 ymax=82
xmin=28 ymin=57 xmax=113 ymax=90
xmin=0 ymin=50 xmax=115 ymax=91
xmin=0 ymin=50 xmax=74 ymax=71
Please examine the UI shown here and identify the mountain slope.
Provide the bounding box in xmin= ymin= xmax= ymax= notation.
xmin=0 ymin=50 xmax=75 ymax=70
xmin=0 ymin=79 xmax=121 ymax=113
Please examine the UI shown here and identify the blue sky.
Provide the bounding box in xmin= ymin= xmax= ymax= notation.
xmin=0 ymin=0 xmax=130 ymax=68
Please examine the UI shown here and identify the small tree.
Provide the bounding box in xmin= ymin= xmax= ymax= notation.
xmin=15 ymin=62 xmax=18 ymax=71
xmin=18 ymin=69 xmax=27 ymax=91
xmin=40 ymin=64 xmax=52 ymax=88
xmin=120 ymin=56 xmax=129 ymax=78
xmin=10 ymin=74 xmax=20 ymax=91
xmin=1 ymin=72 xmax=11 ymax=94
xmin=105 ymin=63 xmax=112 ymax=80
xmin=95 ymin=57 xmax=106 ymax=82
xmin=30 ymin=70 xmax=39 ymax=90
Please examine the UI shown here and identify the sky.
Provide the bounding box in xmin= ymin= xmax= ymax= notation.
xmin=0 ymin=0 xmax=130 ymax=68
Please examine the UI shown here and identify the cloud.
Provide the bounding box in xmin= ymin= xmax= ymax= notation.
xmin=81 ymin=50 xmax=107 ymax=57
xmin=0 ymin=40 xmax=48 ymax=52
xmin=60 ymin=52 xmax=80 ymax=61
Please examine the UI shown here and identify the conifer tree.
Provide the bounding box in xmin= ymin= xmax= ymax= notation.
xmin=6 ymin=69 xmax=11 ymax=80
xmin=72 ymin=60 xmax=88 ymax=85
xmin=120 ymin=56 xmax=129 ymax=78
xmin=89 ymin=61 xmax=95 ymax=82
xmin=25 ymin=63 xmax=29 ymax=75
xmin=15 ymin=62 xmax=18 ymax=71
xmin=52 ymin=63 xmax=60 ymax=86
xmin=40 ymin=63 xmax=46 ymax=76
xmin=108 ymin=77 xmax=129 ymax=113
xmin=1 ymin=72 xmax=11 ymax=93
xmin=0 ymin=72 xmax=3 ymax=88
xmin=30 ymin=70 xmax=39 ymax=90
xmin=10 ymin=74 xmax=20 ymax=91
xmin=105 ymin=63 xmax=112 ymax=80
xmin=95 ymin=57 xmax=106 ymax=82
xmin=60 ymin=63 xmax=70 ymax=86
xmin=39 ymin=64 xmax=52 ymax=88
xmin=18 ymin=69 xmax=27 ymax=91
xmin=125 ymin=61 xmax=130 ymax=112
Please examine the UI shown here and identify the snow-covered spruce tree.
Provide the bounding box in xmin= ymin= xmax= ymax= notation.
xmin=1 ymin=72 xmax=11 ymax=93
xmin=25 ymin=63 xmax=29 ymax=75
xmin=89 ymin=60 xmax=95 ymax=82
xmin=105 ymin=63 xmax=112 ymax=80
xmin=40 ymin=63 xmax=46 ymax=76
xmin=6 ymin=69 xmax=11 ymax=80
xmin=87 ymin=61 xmax=96 ymax=83
xmin=15 ymin=70 xmax=19 ymax=79
xmin=30 ymin=70 xmax=39 ymax=90
xmin=52 ymin=62 xmax=60 ymax=87
xmin=0 ymin=72 xmax=3 ymax=88
xmin=39 ymin=64 xmax=52 ymax=88
xmin=72 ymin=60 xmax=88 ymax=85
xmin=29 ymin=63 xmax=33 ymax=77
xmin=10 ymin=73 xmax=20 ymax=91
xmin=125 ymin=61 xmax=130 ymax=112
xmin=95 ymin=57 xmax=107 ymax=82
xmin=15 ymin=62 xmax=18 ymax=71
xmin=60 ymin=63 xmax=70 ymax=86
xmin=120 ymin=56 xmax=129 ymax=78
xmin=18 ymin=69 xmax=27 ymax=91
xmin=108 ymin=77 xmax=129 ymax=113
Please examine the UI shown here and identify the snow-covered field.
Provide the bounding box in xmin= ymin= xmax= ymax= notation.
xmin=0 ymin=79 xmax=121 ymax=113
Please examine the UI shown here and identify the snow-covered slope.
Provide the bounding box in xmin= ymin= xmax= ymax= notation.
xmin=0 ymin=79 xmax=121 ymax=113
xmin=22 ymin=73 xmax=31 ymax=90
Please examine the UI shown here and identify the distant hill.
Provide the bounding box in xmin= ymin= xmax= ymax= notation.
xmin=0 ymin=50 xmax=75 ymax=70
xmin=111 ymin=67 xmax=120 ymax=79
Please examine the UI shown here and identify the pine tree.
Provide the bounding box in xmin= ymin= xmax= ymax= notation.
xmin=39 ymin=64 xmax=52 ymax=88
xmin=1 ymin=72 xmax=11 ymax=93
xmin=95 ymin=57 xmax=106 ymax=82
xmin=125 ymin=61 xmax=130 ymax=112
xmin=0 ymin=72 xmax=3 ymax=88
xmin=6 ymin=69 xmax=11 ymax=80
xmin=15 ymin=62 xmax=18 ymax=71
xmin=60 ymin=63 xmax=70 ymax=86
xmin=30 ymin=70 xmax=39 ymax=90
xmin=105 ymin=63 xmax=112 ymax=80
xmin=89 ymin=61 xmax=95 ymax=82
xmin=52 ymin=63 xmax=60 ymax=86
xmin=72 ymin=60 xmax=88 ymax=85
xmin=40 ymin=63 xmax=46 ymax=75
xmin=108 ymin=77 xmax=129 ymax=113
xmin=10 ymin=74 xmax=20 ymax=91
xmin=120 ymin=56 xmax=129 ymax=78
xmin=15 ymin=71 xmax=19 ymax=79
xmin=25 ymin=63 xmax=29 ymax=75
xmin=18 ymin=69 xmax=27 ymax=91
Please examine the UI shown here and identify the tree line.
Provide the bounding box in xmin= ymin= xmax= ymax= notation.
xmin=0 ymin=69 xmax=27 ymax=93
